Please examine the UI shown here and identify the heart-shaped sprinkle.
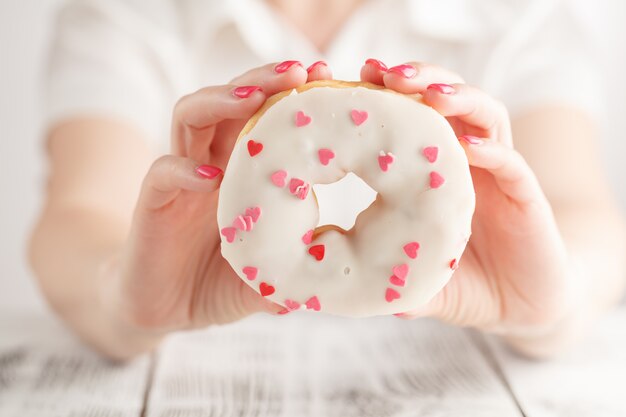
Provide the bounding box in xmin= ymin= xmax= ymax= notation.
xmin=318 ymin=148 xmax=335 ymax=166
xmin=430 ymin=171 xmax=445 ymax=188
xmin=285 ymin=299 xmax=301 ymax=311
xmin=270 ymin=170 xmax=287 ymax=187
xmin=423 ymin=146 xmax=439 ymax=163
xmin=350 ymin=109 xmax=368 ymax=126
xmin=301 ymin=229 xmax=314 ymax=245
xmin=378 ymin=152 xmax=395 ymax=172
xmin=295 ymin=110 xmax=312 ymax=127
xmin=308 ymin=244 xmax=325 ymax=261
xmin=243 ymin=215 xmax=254 ymax=231
xmin=242 ymin=266 xmax=258 ymax=280
xmin=220 ymin=227 xmax=237 ymax=243
xmin=289 ymin=178 xmax=304 ymax=194
xmin=385 ymin=288 xmax=401 ymax=302
xmin=392 ymin=264 xmax=409 ymax=280
xmin=259 ymin=282 xmax=275 ymax=297
xmin=295 ymin=183 xmax=310 ymax=200
xmin=449 ymin=259 xmax=459 ymax=270
xmin=305 ymin=296 xmax=321 ymax=311
xmin=389 ymin=275 xmax=406 ymax=287
xmin=245 ymin=207 xmax=261 ymax=222
xmin=247 ymin=140 xmax=263 ymax=157
xmin=232 ymin=215 xmax=247 ymax=231
xmin=403 ymin=242 xmax=420 ymax=259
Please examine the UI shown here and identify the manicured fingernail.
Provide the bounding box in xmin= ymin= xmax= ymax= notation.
xmin=459 ymin=135 xmax=483 ymax=145
xmin=274 ymin=60 xmax=303 ymax=73
xmin=233 ymin=86 xmax=262 ymax=98
xmin=365 ymin=58 xmax=388 ymax=72
xmin=195 ymin=165 xmax=223 ymax=179
xmin=276 ymin=308 xmax=291 ymax=315
xmin=393 ymin=313 xmax=407 ymax=318
xmin=388 ymin=64 xmax=417 ymax=79
xmin=306 ymin=60 xmax=327 ymax=73
xmin=427 ymin=83 xmax=456 ymax=94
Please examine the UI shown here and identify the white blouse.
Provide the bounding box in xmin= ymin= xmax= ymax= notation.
xmin=45 ymin=0 xmax=602 ymax=153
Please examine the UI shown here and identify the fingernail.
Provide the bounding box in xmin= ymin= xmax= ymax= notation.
xmin=195 ymin=165 xmax=223 ymax=179
xmin=427 ymin=83 xmax=456 ymax=94
xmin=274 ymin=60 xmax=303 ymax=73
xmin=393 ymin=312 xmax=407 ymax=318
xmin=276 ymin=308 xmax=290 ymax=315
xmin=306 ymin=60 xmax=327 ymax=73
xmin=365 ymin=58 xmax=388 ymax=72
xmin=233 ymin=85 xmax=262 ymax=98
xmin=388 ymin=64 xmax=417 ymax=79
xmin=458 ymin=135 xmax=483 ymax=145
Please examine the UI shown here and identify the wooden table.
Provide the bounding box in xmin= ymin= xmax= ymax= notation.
xmin=1 ymin=307 xmax=625 ymax=416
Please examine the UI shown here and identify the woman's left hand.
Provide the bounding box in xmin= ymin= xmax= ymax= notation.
xmin=361 ymin=60 xmax=571 ymax=335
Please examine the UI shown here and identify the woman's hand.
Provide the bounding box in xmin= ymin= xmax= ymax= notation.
xmin=361 ymin=60 xmax=572 ymax=337
xmin=112 ymin=61 xmax=333 ymax=333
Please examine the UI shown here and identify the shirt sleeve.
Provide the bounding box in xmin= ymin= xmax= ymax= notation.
xmin=44 ymin=0 xmax=182 ymax=152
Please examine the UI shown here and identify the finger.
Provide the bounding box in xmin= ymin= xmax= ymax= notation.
xmin=383 ymin=62 xmax=464 ymax=93
xmin=422 ymin=83 xmax=511 ymax=142
xmin=139 ymin=155 xmax=223 ymax=210
xmin=360 ymin=58 xmax=389 ymax=86
xmin=306 ymin=60 xmax=333 ymax=82
xmin=231 ymin=60 xmax=309 ymax=96
xmin=458 ymin=135 xmax=546 ymax=203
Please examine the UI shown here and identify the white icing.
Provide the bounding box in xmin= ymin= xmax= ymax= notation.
xmin=217 ymin=85 xmax=475 ymax=317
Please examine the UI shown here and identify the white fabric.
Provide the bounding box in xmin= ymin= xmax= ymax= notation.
xmin=45 ymin=0 xmax=603 ymax=154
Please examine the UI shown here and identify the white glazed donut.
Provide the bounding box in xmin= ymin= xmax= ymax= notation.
xmin=217 ymin=81 xmax=475 ymax=317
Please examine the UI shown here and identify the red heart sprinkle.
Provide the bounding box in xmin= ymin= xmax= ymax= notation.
xmin=385 ymin=288 xmax=401 ymax=302
xmin=422 ymin=146 xmax=439 ymax=163
xmin=350 ymin=109 xmax=368 ymax=126
xmin=302 ymin=229 xmax=314 ymax=244
xmin=430 ymin=171 xmax=445 ymax=188
xmin=305 ymin=296 xmax=321 ymax=311
xmin=220 ymin=227 xmax=236 ymax=243
xmin=392 ymin=264 xmax=409 ymax=280
xmin=270 ymin=170 xmax=287 ymax=187
xmin=295 ymin=110 xmax=312 ymax=127
xmin=289 ymin=178 xmax=304 ymax=194
xmin=403 ymin=242 xmax=420 ymax=259
xmin=284 ymin=299 xmax=301 ymax=311
xmin=378 ymin=152 xmax=395 ymax=172
xmin=259 ymin=282 xmax=275 ymax=297
xmin=232 ymin=215 xmax=247 ymax=231
xmin=247 ymin=140 xmax=263 ymax=157
xmin=242 ymin=266 xmax=258 ymax=280
xmin=318 ymin=148 xmax=335 ymax=166
xmin=245 ymin=207 xmax=261 ymax=222
xmin=389 ymin=275 xmax=406 ymax=287
xmin=449 ymin=259 xmax=459 ymax=270
xmin=308 ymin=244 xmax=325 ymax=261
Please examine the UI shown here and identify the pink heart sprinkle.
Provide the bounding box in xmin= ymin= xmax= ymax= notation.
xmin=423 ymin=146 xmax=439 ymax=163
xmin=245 ymin=207 xmax=261 ymax=222
xmin=232 ymin=215 xmax=247 ymax=231
xmin=385 ymin=288 xmax=401 ymax=302
xmin=302 ymin=229 xmax=314 ymax=244
xmin=378 ymin=152 xmax=395 ymax=172
xmin=220 ymin=227 xmax=237 ymax=243
xmin=392 ymin=264 xmax=409 ymax=280
xmin=350 ymin=109 xmax=368 ymax=126
xmin=318 ymin=148 xmax=335 ymax=166
xmin=296 ymin=183 xmax=310 ymax=200
xmin=429 ymin=171 xmax=445 ymax=189
xmin=295 ymin=110 xmax=312 ymax=127
xmin=270 ymin=170 xmax=287 ymax=187
xmin=389 ymin=275 xmax=406 ymax=287
xmin=242 ymin=266 xmax=258 ymax=281
xmin=305 ymin=296 xmax=321 ymax=311
xmin=285 ymin=299 xmax=301 ymax=311
xmin=243 ymin=215 xmax=254 ymax=231
xmin=289 ymin=178 xmax=304 ymax=194
xmin=403 ymin=242 xmax=420 ymax=259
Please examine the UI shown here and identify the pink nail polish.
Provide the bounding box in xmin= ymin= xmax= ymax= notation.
xmin=458 ymin=135 xmax=483 ymax=145
xmin=427 ymin=83 xmax=456 ymax=94
xmin=306 ymin=60 xmax=327 ymax=73
xmin=365 ymin=58 xmax=388 ymax=72
xmin=233 ymin=85 xmax=262 ymax=98
xmin=274 ymin=60 xmax=303 ymax=73
xmin=387 ymin=64 xmax=417 ymax=79
xmin=195 ymin=165 xmax=223 ymax=179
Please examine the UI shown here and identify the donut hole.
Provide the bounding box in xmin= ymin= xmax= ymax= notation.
xmin=312 ymin=172 xmax=377 ymax=231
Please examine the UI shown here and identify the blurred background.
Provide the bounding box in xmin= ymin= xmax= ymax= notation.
xmin=1 ymin=0 xmax=625 ymax=314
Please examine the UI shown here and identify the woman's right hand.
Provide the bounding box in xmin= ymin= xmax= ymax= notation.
xmin=108 ymin=61 xmax=332 ymax=335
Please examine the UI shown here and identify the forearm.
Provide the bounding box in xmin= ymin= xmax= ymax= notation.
xmin=29 ymin=207 xmax=163 ymax=361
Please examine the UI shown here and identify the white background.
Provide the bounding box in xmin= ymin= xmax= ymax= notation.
xmin=1 ymin=1 xmax=625 ymax=313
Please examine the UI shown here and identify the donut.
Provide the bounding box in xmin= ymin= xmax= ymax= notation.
xmin=217 ymin=80 xmax=475 ymax=317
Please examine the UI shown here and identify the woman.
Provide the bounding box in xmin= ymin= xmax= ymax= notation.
xmin=30 ymin=0 xmax=625 ymax=360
